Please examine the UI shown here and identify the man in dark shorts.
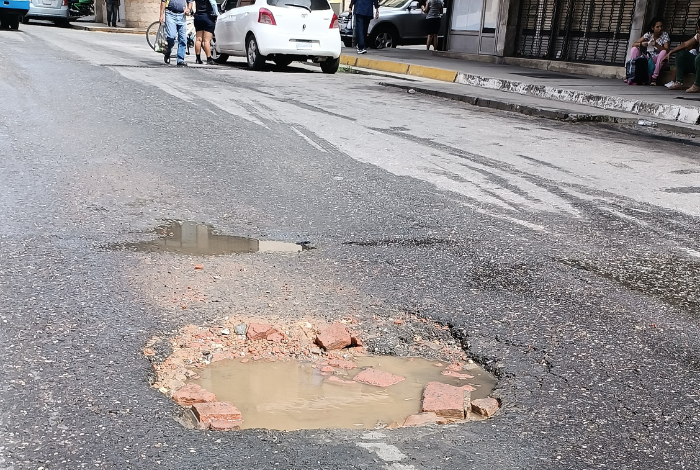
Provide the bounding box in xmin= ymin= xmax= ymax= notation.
xmin=160 ymin=0 xmax=194 ymax=66
xmin=193 ymin=0 xmax=218 ymax=65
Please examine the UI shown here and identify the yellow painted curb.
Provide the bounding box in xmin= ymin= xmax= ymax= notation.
xmin=340 ymin=55 xmax=358 ymax=66
xmin=407 ymin=64 xmax=457 ymax=82
xmin=355 ymin=57 xmax=410 ymax=74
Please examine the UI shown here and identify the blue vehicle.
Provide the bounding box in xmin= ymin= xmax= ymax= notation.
xmin=0 ymin=0 xmax=29 ymax=29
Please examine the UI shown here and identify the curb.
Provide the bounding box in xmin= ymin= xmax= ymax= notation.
xmin=379 ymin=81 xmax=700 ymax=138
xmin=70 ymin=23 xmax=145 ymax=34
xmin=339 ymin=53 xmax=700 ymax=126
xmin=379 ymin=81 xmax=636 ymax=124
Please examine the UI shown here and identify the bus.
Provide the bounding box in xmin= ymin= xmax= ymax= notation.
xmin=0 ymin=0 xmax=30 ymax=29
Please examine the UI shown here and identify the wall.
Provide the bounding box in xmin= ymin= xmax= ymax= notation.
xmin=124 ymin=0 xmax=160 ymax=27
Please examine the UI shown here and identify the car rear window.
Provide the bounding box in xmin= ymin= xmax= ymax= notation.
xmin=267 ymin=0 xmax=330 ymax=10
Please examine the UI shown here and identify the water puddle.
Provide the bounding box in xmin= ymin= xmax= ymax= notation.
xmin=123 ymin=221 xmax=302 ymax=255
xmin=188 ymin=356 xmax=496 ymax=430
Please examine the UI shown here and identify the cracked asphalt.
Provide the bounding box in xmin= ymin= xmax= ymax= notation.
xmin=1 ymin=23 xmax=699 ymax=469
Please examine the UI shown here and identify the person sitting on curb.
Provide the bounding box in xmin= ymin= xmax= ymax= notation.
xmin=628 ymin=17 xmax=669 ymax=86
xmin=665 ymin=19 xmax=700 ymax=92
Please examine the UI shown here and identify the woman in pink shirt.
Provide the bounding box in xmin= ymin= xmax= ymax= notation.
xmin=629 ymin=17 xmax=669 ymax=86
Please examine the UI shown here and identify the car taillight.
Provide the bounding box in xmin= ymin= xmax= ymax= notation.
xmin=258 ymin=8 xmax=276 ymax=25
xmin=62 ymin=0 xmax=67 ymax=5
xmin=330 ymin=12 xmax=339 ymax=28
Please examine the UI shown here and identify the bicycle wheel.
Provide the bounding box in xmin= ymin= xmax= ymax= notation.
xmin=146 ymin=20 xmax=160 ymax=51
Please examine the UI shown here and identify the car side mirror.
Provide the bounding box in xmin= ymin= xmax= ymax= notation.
xmin=408 ymin=1 xmax=419 ymax=10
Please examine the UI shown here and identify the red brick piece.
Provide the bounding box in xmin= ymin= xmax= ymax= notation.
xmin=172 ymin=384 xmax=216 ymax=407
xmin=328 ymin=358 xmax=356 ymax=370
xmin=353 ymin=368 xmax=405 ymax=387
xmin=326 ymin=376 xmax=357 ymax=385
xmin=266 ymin=330 xmax=284 ymax=342
xmin=402 ymin=412 xmax=447 ymax=427
xmin=441 ymin=370 xmax=474 ymax=379
xmin=192 ymin=401 xmax=243 ymax=426
xmin=471 ymin=397 xmax=499 ymax=417
xmin=421 ymin=382 xmax=468 ymax=419
xmin=315 ymin=323 xmax=352 ymax=350
xmin=350 ymin=336 xmax=363 ymax=347
xmin=445 ymin=363 xmax=463 ymax=372
xmin=247 ymin=323 xmax=273 ymax=341
xmin=320 ymin=366 xmax=335 ymax=373
xmin=208 ymin=419 xmax=243 ymax=431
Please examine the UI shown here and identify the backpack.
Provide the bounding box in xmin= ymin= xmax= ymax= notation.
xmin=626 ymin=54 xmax=652 ymax=85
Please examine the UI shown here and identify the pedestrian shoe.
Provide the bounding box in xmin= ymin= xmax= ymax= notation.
xmin=668 ymin=82 xmax=686 ymax=90
xmin=176 ymin=62 xmax=188 ymax=67
xmin=206 ymin=57 xmax=216 ymax=65
xmin=196 ymin=56 xmax=203 ymax=64
xmin=686 ymin=84 xmax=700 ymax=93
xmin=358 ymin=48 xmax=367 ymax=54
xmin=164 ymin=50 xmax=171 ymax=64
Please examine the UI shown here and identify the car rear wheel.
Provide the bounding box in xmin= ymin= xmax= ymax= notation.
xmin=371 ymin=26 xmax=398 ymax=49
xmin=210 ymin=35 xmax=228 ymax=63
xmin=246 ymin=35 xmax=266 ymax=70
xmin=320 ymin=57 xmax=339 ymax=74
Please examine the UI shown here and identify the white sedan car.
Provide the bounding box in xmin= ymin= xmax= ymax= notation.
xmin=213 ymin=0 xmax=341 ymax=73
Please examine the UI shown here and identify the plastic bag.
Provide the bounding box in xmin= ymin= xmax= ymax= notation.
xmin=154 ymin=22 xmax=168 ymax=53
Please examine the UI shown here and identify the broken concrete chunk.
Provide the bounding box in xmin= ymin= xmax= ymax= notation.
xmin=247 ymin=323 xmax=273 ymax=341
xmin=353 ymin=368 xmax=405 ymax=387
xmin=172 ymin=384 xmax=217 ymax=407
xmin=315 ymin=323 xmax=352 ymax=350
xmin=234 ymin=323 xmax=248 ymax=335
xmin=421 ymin=382 xmax=467 ymax=419
xmin=471 ymin=397 xmax=499 ymax=417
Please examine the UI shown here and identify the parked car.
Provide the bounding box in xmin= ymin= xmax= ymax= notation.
xmin=0 ymin=0 xmax=29 ymax=29
xmin=213 ymin=0 xmax=342 ymax=73
xmin=22 ymin=0 xmax=71 ymax=26
xmin=338 ymin=0 xmax=445 ymax=49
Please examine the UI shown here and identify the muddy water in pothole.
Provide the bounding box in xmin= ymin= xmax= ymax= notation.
xmin=189 ymin=356 xmax=497 ymax=430
xmin=123 ymin=221 xmax=302 ymax=255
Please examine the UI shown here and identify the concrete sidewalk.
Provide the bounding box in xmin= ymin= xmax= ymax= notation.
xmin=71 ymin=18 xmax=145 ymax=34
xmin=339 ymin=48 xmax=700 ymax=126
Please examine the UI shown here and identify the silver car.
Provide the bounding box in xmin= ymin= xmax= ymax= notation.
xmin=338 ymin=0 xmax=445 ymax=49
xmin=22 ymin=0 xmax=71 ymax=25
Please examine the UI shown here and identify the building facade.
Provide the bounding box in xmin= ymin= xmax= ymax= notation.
xmin=446 ymin=0 xmax=700 ymax=65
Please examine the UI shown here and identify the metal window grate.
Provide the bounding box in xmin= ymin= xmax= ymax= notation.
xmin=662 ymin=1 xmax=700 ymax=51
xmin=516 ymin=0 xmax=637 ymax=65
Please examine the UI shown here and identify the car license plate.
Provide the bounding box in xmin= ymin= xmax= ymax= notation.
xmin=296 ymin=41 xmax=312 ymax=50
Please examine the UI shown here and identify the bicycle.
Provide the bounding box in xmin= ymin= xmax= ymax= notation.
xmin=146 ymin=16 xmax=196 ymax=56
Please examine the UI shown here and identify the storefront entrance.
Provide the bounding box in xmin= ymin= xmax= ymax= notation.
xmin=448 ymin=0 xmax=500 ymax=54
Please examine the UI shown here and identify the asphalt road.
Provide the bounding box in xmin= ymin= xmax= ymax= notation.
xmin=1 ymin=24 xmax=699 ymax=470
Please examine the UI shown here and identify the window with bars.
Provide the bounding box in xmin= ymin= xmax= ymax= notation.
xmin=516 ymin=0 xmax=637 ymax=65
xmin=662 ymin=0 xmax=700 ymax=47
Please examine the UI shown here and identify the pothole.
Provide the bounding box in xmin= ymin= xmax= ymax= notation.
xmin=119 ymin=221 xmax=305 ymax=255
xmin=146 ymin=319 xmax=499 ymax=431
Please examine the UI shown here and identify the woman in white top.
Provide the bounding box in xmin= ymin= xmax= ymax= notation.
xmin=629 ymin=17 xmax=669 ymax=86
xmin=665 ymin=19 xmax=700 ymax=92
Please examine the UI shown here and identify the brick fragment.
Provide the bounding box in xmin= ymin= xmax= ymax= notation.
xmin=471 ymin=397 xmax=499 ymax=417
xmin=328 ymin=358 xmax=356 ymax=369
xmin=172 ymin=384 xmax=216 ymax=407
xmin=208 ymin=419 xmax=243 ymax=431
xmin=403 ymin=412 xmax=448 ymax=427
xmin=192 ymin=401 xmax=243 ymax=426
xmin=353 ymin=368 xmax=405 ymax=387
xmin=315 ymin=323 xmax=352 ymax=350
xmin=421 ymin=382 xmax=468 ymax=419
xmin=441 ymin=370 xmax=474 ymax=379
xmin=247 ymin=323 xmax=273 ymax=341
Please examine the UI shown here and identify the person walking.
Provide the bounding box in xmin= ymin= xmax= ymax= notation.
xmin=160 ymin=0 xmax=194 ymax=66
xmin=628 ymin=17 xmax=669 ymax=86
xmin=422 ymin=0 xmax=442 ymax=51
xmin=105 ymin=0 xmax=120 ymax=27
xmin=193 ymin=0 xmax=218 ymax=65
xmin=349 ymin=0 xmax=378 ymax=54
xmin=665 ymin=19 xmax=700 ymax=92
